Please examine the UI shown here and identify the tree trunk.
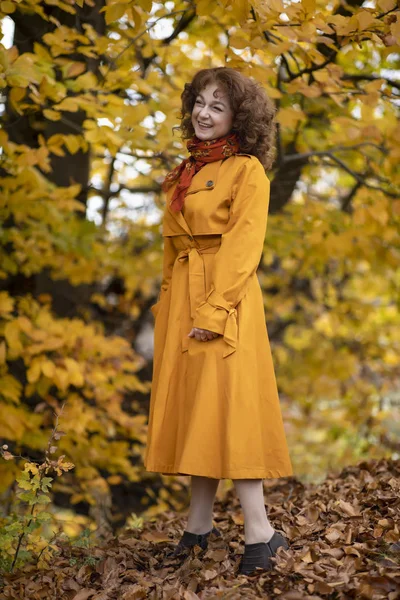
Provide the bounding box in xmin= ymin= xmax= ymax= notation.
xmin=5 ymin=2 xmax=105 ymax=317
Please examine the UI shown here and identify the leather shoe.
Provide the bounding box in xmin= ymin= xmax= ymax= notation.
xmin=238 ymin=531 xmax=288 ymax=575
xmin=172 ymin=526 xmax=222 ymax=557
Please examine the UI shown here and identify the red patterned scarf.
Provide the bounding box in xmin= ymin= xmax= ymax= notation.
xmin=162 ymin=132 xmax=240 ymax=212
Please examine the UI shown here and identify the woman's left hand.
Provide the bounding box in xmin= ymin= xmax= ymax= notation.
xmin=188 ymin=327 xmax=220 ymax=342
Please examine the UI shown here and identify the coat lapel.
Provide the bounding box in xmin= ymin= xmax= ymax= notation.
xmin=164 ymin=160 xmax=224 ymax=237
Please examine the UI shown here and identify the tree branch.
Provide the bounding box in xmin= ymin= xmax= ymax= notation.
xmin=101 ymin=157 xmax=116 ymax=225
xmin=341 ymin=181 xmax=362 ymax=213
xmin=319 ymin=156 xmax=399 ymax=198
xmin=100 ymin=9 xmax=188 ymax=82
xmin=87 ymin=183 xmax=160 ymax=198
xmin=342 ymin=73 xmax=400 ymax=91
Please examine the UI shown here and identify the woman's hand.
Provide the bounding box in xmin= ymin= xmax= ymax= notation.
xmin=188 ymin=327 xmax=220 ymax=342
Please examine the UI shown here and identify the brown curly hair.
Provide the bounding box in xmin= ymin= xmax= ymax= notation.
xmin=177 ymin=67 xmax=277 ymax=170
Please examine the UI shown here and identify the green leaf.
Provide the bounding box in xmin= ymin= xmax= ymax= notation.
xmin=40 ymin=476 xmax=53 ymax=493
xmin=18 ymin=491 xmax=37 ymax=504
xmin=36 ymin=494 xmax=51 ymax=504
xmin=35 ymin=511 xmax=53 ymax=522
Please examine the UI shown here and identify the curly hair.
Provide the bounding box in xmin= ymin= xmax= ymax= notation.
xmin=177 ymin=67 xmax=277 ymax=170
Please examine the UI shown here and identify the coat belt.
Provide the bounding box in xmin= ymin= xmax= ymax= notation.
xmin=176 ymin=244 xmax=237 ymax=358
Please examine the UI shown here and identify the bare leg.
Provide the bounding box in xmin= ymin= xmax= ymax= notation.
xmin=233 ymin=479 xmax=275 ymax=544
xmin=186 ymin=475 xmax=220 ymax=534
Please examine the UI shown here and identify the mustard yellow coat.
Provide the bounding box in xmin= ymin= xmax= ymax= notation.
xmin=144 ymin=153 xmax=293 ymax=479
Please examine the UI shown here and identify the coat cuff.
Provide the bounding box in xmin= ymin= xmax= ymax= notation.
xmin=193 ymin=290 xmax=237 ymax=357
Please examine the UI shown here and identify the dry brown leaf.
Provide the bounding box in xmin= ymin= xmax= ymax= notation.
xmin=141 ymin=531 xmax=171 ymax=543
xmin=1 ymin=457 xmax=399 ymax=600
xmin=336 ymin=498 xmax=362 ymax=517
xmin=72 ymin=590 xmax=97 ymax=600
xmin=183 ymin=591 xmax=200 ymax=600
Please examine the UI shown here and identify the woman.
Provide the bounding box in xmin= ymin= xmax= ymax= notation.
xmin=144 ymin=67 xmax=293 ymax=575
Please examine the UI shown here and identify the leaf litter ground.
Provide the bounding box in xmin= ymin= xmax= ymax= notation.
xmin=1 ymin=458 xmax=399 ymax=600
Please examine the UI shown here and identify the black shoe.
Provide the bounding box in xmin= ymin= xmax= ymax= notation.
xmin=238 ymin=531 xmax=288 ymax=575
xmin=172 ymin=526 xmax=222 ymax=557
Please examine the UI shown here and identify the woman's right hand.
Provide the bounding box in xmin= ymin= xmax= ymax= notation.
xmin=188 ymin=327 xmax=220 ymax=342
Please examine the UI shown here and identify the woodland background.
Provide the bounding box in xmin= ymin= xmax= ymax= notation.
xmin=0 ymin=0 xmax=399 ymax=575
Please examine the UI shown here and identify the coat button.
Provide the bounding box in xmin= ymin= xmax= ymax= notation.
xmin=206 ymin=180 xmax=214 ymax=187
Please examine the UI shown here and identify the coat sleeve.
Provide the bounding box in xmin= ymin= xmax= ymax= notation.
xmin=192 ymin=158 xmax=270 ymax=354
xmin=151 ymin=236 xmax=177 ymax=318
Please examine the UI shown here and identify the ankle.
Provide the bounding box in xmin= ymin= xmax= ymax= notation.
xmin=186 ymin=519 xmax=214 ymax=535
xmin=244 ymin=523 xmax=275 ymax=545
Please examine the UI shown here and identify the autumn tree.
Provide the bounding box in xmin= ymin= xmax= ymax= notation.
xmin=0 ymin=0 xmax=399 ymax=536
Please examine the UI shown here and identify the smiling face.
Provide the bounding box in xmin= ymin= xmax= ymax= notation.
xmin=191 ymin=82 xmax=234 ymax=141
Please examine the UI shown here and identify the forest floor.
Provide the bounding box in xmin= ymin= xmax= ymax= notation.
xmin=0 ymin=458 xmax=399 ymax=600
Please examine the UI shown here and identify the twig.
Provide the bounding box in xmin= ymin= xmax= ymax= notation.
xmin=100 ymin=10 xmax=186 ymax=83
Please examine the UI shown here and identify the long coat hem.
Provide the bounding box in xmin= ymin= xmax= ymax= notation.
xmin=145 ymin=155 xmax=293 ymax=480
xmin=144 ymin=462 xmax=293 ymax=480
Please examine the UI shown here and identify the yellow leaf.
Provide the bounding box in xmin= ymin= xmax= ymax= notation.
xmin=383 ymin=349 xmax=399 ymax=365
xmin=56 ymin=97 xmax=79 ymax=112
xmin=276 ymin=107 xmax=306 ymax=128
xmin=17 ymin=316 xmax=33 ymax=335
xmin=302 ymin=0 xmax=316 ymax=13
xmin=43 ymin=109 xmax=62 ymax=121
xmin=229 ymin=0 xmax=250 ymax=25
xmin=313 ymin=70 xmax=330 ymax=83
xmin=63 ymin=135 xmax=81 ymax=154
xmin=7 ymin=45 xmax=18 ymax=64
xmin=25 ymin=463 xmax=39 ymax=475
xmin=136 ymin=0 xmax=152 ymax=10
xmin=0 ymin=291 xmax=14 ymax=316
xmin=390 ymin=18 xmax=400 ymax=45
xmin=64 ymin=358 xmax=84 ymax=387
xmin=0 ymin=374 xmax=22 ymax=404
xmin=33 ymin=43 xmax=52 ymax=62
xmin=84 ymin=128 xmax=102 ymax=144
xmin=15 ymin=149 xmax=38 ymax=167
xmin=105 ymin=3 xmax=127 ymax=24
xmin=368 ymin=203 xmax=388 ymax=225
xmin=1 ymin=1 xmax=16 ymax=14
xmin=27 ymin=359 xmax=43 ymax=384
xmin=0 ymin=342 xmax=6 ymax=365
xmin=364 ymin=79 xmax=384 ymax=93
xmin=4 ymin=321 xmax=23 ymax=357
xmin=131 ymin=5 xmax=144 ymax=33
xmin=263 ymin=84 xmax=282 ymax=99
xmin=9 ymin=87 xmax=26 ymax=103
xmin=70 ymin=71 xmax=97 ymax=91
xmin=53 ymin=367 xmax=69 ymax=391
xmin=41 ymin=360 xmax=56 ymax=378
xmin=229 ymin=35 xmax=248 ymax=50
xmin=0 ymin=130 xmax=8 ymax=150
xmin=47 ymin=133 xmax=66 ymax=155
xmin=65 ymin=62 xmax=86 ymax=78
xmin=267 ymin=0 xmax=284 ymax=12
xmin=6 ymin=55 xmax=40 ymax=87
xmin=357 ymin=10 xmax=376 ymax=31
xmin=377 ymin=0 xmax=397 ymax=11
xmin=392 ymin=200 xmax=400 ymax=216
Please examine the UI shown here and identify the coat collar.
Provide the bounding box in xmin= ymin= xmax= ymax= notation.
xmin=163 ymin=153 xmax=253 ymax=236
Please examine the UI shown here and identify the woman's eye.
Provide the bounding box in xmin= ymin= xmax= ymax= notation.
xmin=195 ymin=100 xmax=221 ymax=112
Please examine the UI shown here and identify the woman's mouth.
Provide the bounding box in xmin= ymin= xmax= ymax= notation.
xmin=198 ymin=122 xmax=212 ymax=129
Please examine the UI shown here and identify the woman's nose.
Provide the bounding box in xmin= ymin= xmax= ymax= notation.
xmin=198 ymin=106 xmax=210 ymax=120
